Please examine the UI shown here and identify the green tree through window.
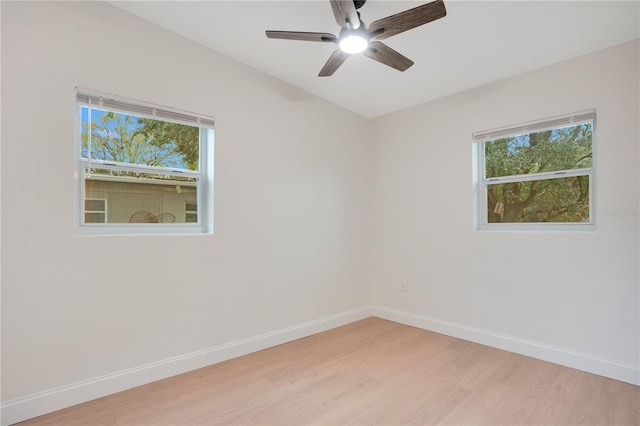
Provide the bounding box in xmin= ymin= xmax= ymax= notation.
xmin=476 ymin=111 xmax=594 ymax=227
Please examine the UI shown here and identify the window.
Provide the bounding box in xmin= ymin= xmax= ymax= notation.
xmin=75 ymin=88 xmax=214 ymax=235
xmin=474 ymin=110 xmax=595 ymax=230
xmin=185 ymin=202 xmax=198 ymax=223
xmin=84 ymin=198 xmax=107 ymax=223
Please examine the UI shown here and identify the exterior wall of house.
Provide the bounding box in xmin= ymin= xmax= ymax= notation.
xmin=85 ymin=179 xmax=198 ymax=223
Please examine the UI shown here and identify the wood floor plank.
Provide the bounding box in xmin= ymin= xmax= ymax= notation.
xmin=440 ymin=381 xmax=512 ymax=425
xmin=15 ymin=317 xmax=640 ymax=426
xmin=613 ymin=380 xmax=640 ymax=425
xmin=482 ymin=359 xmax=564 ymax=424
xmin=560 ymin=372 xmax=630 ymax=425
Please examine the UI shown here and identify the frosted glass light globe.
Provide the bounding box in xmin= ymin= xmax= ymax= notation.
xmin=339 ymin=35 xmax=368 ymax=54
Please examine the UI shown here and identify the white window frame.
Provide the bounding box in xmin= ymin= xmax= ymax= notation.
xmin=74 ymin=88 xmax=214 ymax=235
xmin=473 ymin=110 xmax=596 ymax=232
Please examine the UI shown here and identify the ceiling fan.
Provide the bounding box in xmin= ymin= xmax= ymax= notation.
xmin=265 ymin=0 xmax=446 ymax=77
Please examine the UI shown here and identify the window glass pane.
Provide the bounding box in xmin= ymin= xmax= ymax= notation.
xmin=81 ymin=107 xmax=199 ymax=171
xmin=486 ymin=175 xmax=589 ymax=223
xmin=85 ymin=213 xmax=106 ymax=224
xmin=484 ymin=122 xmax=592 ymax=178
xmin=85 ymin=199 xmax=105 ymax=212
xmin=84 ymin=168 xmax=198 ymax=224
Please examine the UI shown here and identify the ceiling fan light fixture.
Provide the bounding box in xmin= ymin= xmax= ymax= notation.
xmin=266 ymin=0 xmax=447 ymax=76
xmin=339 ymin=34 xmax=368 ymax=54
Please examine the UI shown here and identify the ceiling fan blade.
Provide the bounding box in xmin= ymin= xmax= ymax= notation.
xmin=363 ymin=41 xmax=414 ymax=71
xmin=368 ymin=0 xmax=446 ymax=40
xmin=330 ymin=0 xmax=360 ymax=29
xmin=266 ymin=31 xmax=337 ymax=43
xmin=319 ymin=50 xmax=350 ymax=77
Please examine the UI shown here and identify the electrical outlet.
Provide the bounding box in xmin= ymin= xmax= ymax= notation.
xmin=400 ymin=280 xmax=408 ymax=293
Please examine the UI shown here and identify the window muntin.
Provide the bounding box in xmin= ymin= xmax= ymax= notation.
xmin=75 ymin=88 xmax=214 ymax=234
xmin=475 ymin=111 xmax=595 ymax=229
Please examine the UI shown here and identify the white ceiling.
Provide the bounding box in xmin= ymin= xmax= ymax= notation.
xmin=111 ymin=1 xmax=639 ymax=118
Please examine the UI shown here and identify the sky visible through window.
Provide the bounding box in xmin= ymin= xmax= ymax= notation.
xmin=484 ymin=123 xmax=592 ymax=179
xmin=81 ymin=107 xmax=199 ymax=171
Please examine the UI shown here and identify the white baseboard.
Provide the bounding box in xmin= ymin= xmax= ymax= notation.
xmin=4 ymin=305 xmax=638 ymax=425
xmin=1 ymin=307 xmax=373 ymax=426
xmin=372 ymin=305 xmax=640 ymax=387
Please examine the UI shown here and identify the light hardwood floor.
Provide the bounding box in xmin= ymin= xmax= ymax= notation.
xmin=16 ymin=317 xmax=640 ymax=425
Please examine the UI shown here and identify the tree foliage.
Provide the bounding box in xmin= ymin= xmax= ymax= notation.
xmin=81 ymin=110 xmax=199 ymax=171
xmin=137 ymin=118 xmax=200 ymax=170
xmin=484 ymin=123 xmax=592 ymax=223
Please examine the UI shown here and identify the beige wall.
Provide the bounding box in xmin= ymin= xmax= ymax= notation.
xmin=2 ymin=0 xmax=372 ymax=405
xmin=371 ymin=39 xmax=639 ymax=370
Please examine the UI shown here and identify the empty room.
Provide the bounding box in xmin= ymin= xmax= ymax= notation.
xmin=1 ymin=1 xmax=639 ymax=425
